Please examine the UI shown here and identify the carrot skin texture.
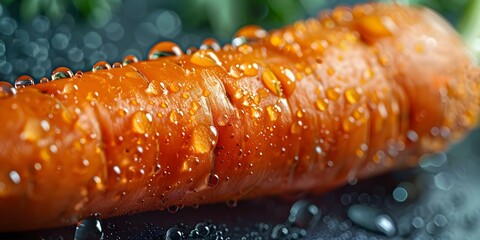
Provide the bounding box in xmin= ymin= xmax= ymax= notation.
xmin=0 ymin=3 xmax=479 ymax=231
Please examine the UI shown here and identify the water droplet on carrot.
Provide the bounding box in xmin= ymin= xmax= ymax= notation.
xmin=39 ymin=77 xmax=49 ymax=83
xmin=186 ymin=46 xmax=198 ymax=55
xmin=190 ymin=50 xmax=222 ymax=67
xmin=270 ymin=66 xmax=297 ymax=97
xmin=131 ymin=111 xmax=153 ymax=134
xmin=342 ymin=116 xmax=356 ymax=132
xmin=112 ymin=62 xmax=122 ymax=68
xmin=239 ymin=62 xmax=259 ymax=76
xmin=122 ymin=55 xmax=139 ymax=66
xmin=357 ymin=15 xmax=392 ymax=42
xmin=208 ymin=174 xmax=220 ymax=187
xmin=345 ymin=87 xmax=362 ymax=104
xmin=326 ymin=87 xmax=341 ymax=101
xmin=14 ymin=75 xmax=34 ymax=88
xmin=200 ymin=38 xmax=221 ymax=51
xmin=75 ymin=71 xmax=84 ymax=77
xmin=266 ymin=105 xmax=281 ymax=121
xmin=52 ymin=67 xmax=74 ymax=80
xmin=232 ymin=25 xmax=267 ymax=47
xmin=261 ymin=68 xmax=283 ymax=97
xmin=92 ymin=61 xmax=111 ymax=72
xmin=290 ymin=121 xmax=303 ymax=134
xmin=191 ymin=125 xmax=217 ymax=154
xmin=315 ymin=98 xmax=329 ymax=111
xmin=189 ymin=101 xmax=201 ymax=115
xmin=0 ymin=81 xmax=16 ymax=97
xmin=149 ymin=41 xmax=183 ymax=60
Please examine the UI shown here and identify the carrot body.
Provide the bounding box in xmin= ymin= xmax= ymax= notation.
xmin=0 ymin=3 xmax=479 ymax=231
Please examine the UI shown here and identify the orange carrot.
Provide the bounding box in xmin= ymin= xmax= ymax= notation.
xmin=0 ymin=3 xmax=478 ymax=231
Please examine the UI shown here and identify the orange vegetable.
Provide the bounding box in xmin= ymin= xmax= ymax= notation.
xmin=0 ymin=3 xmax=478 ymax=231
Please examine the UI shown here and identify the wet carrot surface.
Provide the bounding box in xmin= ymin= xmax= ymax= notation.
xmin=0 ymin=3 xmax=479 ymax=231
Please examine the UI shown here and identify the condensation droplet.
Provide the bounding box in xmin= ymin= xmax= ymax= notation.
xmin=261 ymin=68 xmax=283 ymax=97
xmin=326 ymin=87 xmax=341 ymax=101
xmin=112 ymin=62 xmax=122 ymax=68
xmin=208 ymin=174 xmax=219 ymax=187
xmin=148 ymin=41 xmax=183 ymax=60
xmin=14 ymin=75 xmax=34 ymax=88
xmin=315 ymin=98 xmax=329 ymax=111
xmin=345 ymin=87 xmax=362 ymax=104
xmin=232 ymin=25 xmax=267 ymax=47
xmin=39 ymin=77 xmax=49 ymax=83
xmin=131 ymin=111 xmax=153 ymax=134
xmin=74 ymin=218 xmax=104 ymax=240
xmin=199 ymin=38 xmax=221 ymax=51
xmin=0 ymin=81 xmax=16 ymax=97
xmin=166 ymin=227 xmax=184 ymax=240
xmin=51 ymin=67 xmax=73 ymax=80
xmin=190 ymin=50 xmax=222 ymax=67
xmin=92 ymin=61 xmax=111 ymax=72
xmin=122 ymin=55 xmax=139 ymax=66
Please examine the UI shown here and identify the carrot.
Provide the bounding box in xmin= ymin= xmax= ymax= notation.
xmin=0 ymin=3 xmax=478 ymax=231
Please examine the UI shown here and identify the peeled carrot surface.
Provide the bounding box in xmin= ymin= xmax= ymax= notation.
xmin=0 ymin=3 xmax=479 ymax=231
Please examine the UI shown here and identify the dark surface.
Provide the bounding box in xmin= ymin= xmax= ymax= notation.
xmin=1 ymin=0 xmax=479 ymax=239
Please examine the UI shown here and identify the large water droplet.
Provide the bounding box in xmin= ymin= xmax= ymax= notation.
xmin=131 ymin=111 xmax=153 ymax=134
xmin=261 ymin=68 xmax=283 ymax=97
xmin=148 ymin=41 xmax=183 ymax=60
xmin=199 ymin=38 xmax=221 ymax=51
xmin=357 ymin=15 xmax=392 ymax=42
xmin=14 ymin=75 xmax=34 ymax=88
xmin=0 ymin=81 xmax=16 ymax=97
xmin=166 ymin=227 xmax=184 ymax=240
xmin=288 ymin=200 xmax=321 ymax=228
xmin=232 ymin=25 xmax=267 ymax=47
xmin=190 ymin=50 xmax=222 ymax=67
xmin=51 ymin=67 xmax=73 ymax=80
xmin=122 ymin=55 xmax=139 ymax=66
xmin=270 ymin=66 xmax=297 ymax=97
xmin=194 ymin=222 xmax=210 ymax=237
xmin=92 ymin=61 xmax=112 ymax=72
xmin=345 ymin=87 xmax=362 ymax=104
xmin=74 ymin=218 xmax=104 ymax=240
xmin=347 ymin=204 xmax=396 ymax=237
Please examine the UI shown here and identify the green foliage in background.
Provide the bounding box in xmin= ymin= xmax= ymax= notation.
xmin=0 ymin=0 xmax=473 ymax=32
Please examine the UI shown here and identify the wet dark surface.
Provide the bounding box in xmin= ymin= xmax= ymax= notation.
xmin=1 ymin=0 xmax=479 ymax=239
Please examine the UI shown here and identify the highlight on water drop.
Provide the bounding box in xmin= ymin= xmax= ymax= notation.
xmin=122 ymin=55 xmax=139 ymax=66
xmin=92 ymin=61 xmax=112 ymax=72
xmin=148 ymin=41 xmax=183 ymax=60
xmin=14 ymin=75 xmax=34 ymax=88
xmin=51 ymin=67 xmax=74 ymax=80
